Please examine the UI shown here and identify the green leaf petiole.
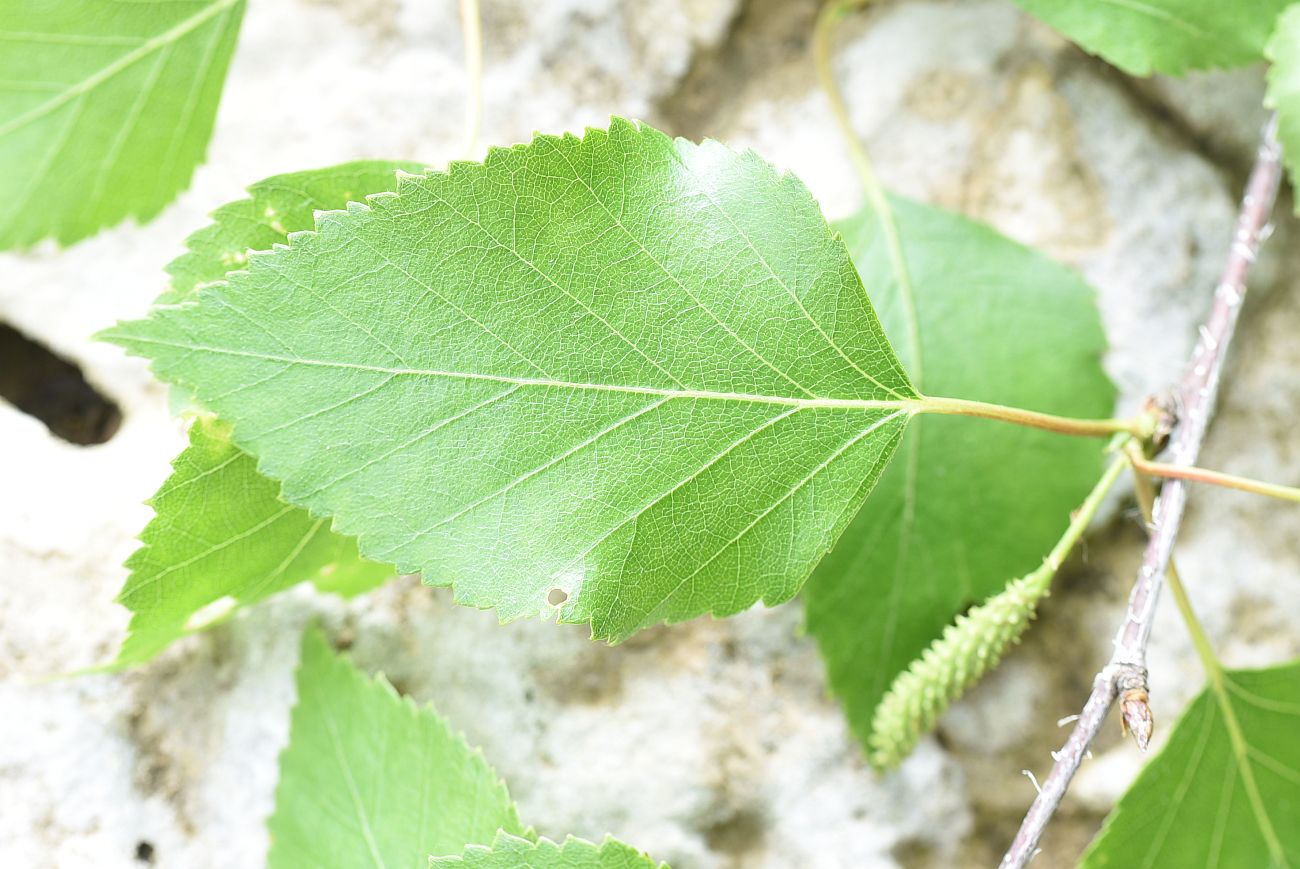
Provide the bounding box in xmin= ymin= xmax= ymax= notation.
xmin=1129 ymin=452 xmax=1300 ymax=504
xmin=912 ymin=395 xmax=1152 ymax=439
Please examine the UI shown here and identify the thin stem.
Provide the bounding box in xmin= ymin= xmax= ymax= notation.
xmin=459 ymin=0 xmax=483 ymax=159
xmin=1127 ymin=460 xmax=1219 ymax=675
xmin=916 ymin=395 xmax=1149 ymax=439
xmin=1047 ymin=451 xmax=1131 ymax=569
xmin=871 ymin=450 xmax=1130 ymax=767
xmin=1130 ymin=454 xmax=1300 ymax=504
xmin=998 ymin=115 xmax=1284 ymax=869
xmin=813 ymin=0 xmax=924 ymax=386
xmin=1116 ymin=113 xmax=1282 ymax=662
xmin=1128 ymin=461 xmax=1289 ymax=864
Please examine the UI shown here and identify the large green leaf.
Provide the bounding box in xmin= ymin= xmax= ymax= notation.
xmin=269 ymin=630 xmax=526 ymax=868
xmin=431 ymin=833 xmax=666 ymax=868
xmin=111 ymin=418 xmax=392 ymax=668
xmin=1083 ymin=662 xmax=1300 ymax=867
xmin=1268 ymin=5 xmax=1300 ymax=214
xmin=105 ymin=119 xmax=917 ymax=641
xmin=0 ymin=0 xmax=246 ymax=248
xmin=1010 ymin=0 xmax=1293 ymax=76
xmin=108 ymin=162 xmax=421 ymax=667
xmin=805 ymin=196 xmax=1113 ymax=757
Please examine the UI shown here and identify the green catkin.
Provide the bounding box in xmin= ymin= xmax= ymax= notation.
xmin=868 ymin=562 xmax=1055 ymax=769
xmin=867 ymin=451 xmax=1131 ymax=769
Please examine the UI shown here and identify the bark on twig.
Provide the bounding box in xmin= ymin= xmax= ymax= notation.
xmin=998 ymin=115 xmax=1284 ymax=869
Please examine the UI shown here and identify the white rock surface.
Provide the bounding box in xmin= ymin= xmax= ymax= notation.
xmin=2 ymin=0 xmax=1297 ymax=867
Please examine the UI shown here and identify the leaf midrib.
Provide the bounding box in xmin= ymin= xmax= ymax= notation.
xmin=118 ymin=335 xmax=921 ymax=411
xmin=1213 ymin=673 xmax=1291 ymax=866
xmin=317 ymin=677 xmax=389 ymax=869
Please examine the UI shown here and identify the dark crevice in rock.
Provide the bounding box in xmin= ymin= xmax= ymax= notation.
xmin=0 ymin=322 xmax=121 ymax=445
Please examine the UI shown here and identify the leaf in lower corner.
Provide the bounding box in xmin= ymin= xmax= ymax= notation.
xmin=431 ymin=833 xmax=667 ymax=868
xmin=804 ymin=195 xmax=1114 ymax=760
xmin=0 ymin=0 xmax=246 ymax=249
xmin=111 ymin=418 xmax=392 ymax=667
xmin=1010 ymin=0 xmax=1292 ymax=76
xmin=1082 ymin=661 xmax=1300 ymax=867
xmin=104 ymin=118 xmax=916 ymax=641
xmin=1267 ymin=5 xmax=1300 ymax=216
xmin=269 ymin=629 xmax=526 ymax=868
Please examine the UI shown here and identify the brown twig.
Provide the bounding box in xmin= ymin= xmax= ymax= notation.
xmin=998 ymin=114 xmax=1283 ymax=869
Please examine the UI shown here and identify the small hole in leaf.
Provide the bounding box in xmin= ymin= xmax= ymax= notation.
xmin=547 ymin=588 xmax=568 ymax=606
xmin=134 ymin=841 xmax=155 ymax=864
xmin=0 ymin=322 xmax=121 ymax=445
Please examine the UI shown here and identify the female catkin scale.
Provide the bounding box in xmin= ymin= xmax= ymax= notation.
xmin=868 ymin=562 xmax=1056 ymax=769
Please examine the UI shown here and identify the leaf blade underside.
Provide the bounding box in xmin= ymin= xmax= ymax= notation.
xmin=805 ymin=195 xmax=1114 ymax=757
xmin=1082 ymin=662 xmax=1300 ymax=867
xmin=1010 ymin=0 xmax=1293 ymax=76
xmin=0 ymin=0 xmax=246 ymax=248
xmin=106 ymin=119 xmax=916 ymax=641
xmin=268 ymin=630 xmax=526 ymax=868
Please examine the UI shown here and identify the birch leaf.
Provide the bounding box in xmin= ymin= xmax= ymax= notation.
xmin=105 ymin=119 xmax=916 ymax=641
xmin=269 ymin=630 xmax=525 ymax=868
xmin=0 ymin=0 xmax=245 ymax=248
xmin=1083 ymin=662 xmax=1300 ymax=867
xmin=805 ymin=195 xmax=1113 ymax=758
xmin=1011 ymin=0 xmax=1292 ymax=76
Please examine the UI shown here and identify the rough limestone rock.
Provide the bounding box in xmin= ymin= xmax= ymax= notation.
xmin=2 ymin=0 xmax=1296 ymax=866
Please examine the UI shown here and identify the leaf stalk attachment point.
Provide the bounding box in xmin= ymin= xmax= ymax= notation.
xmin=815 ymin=1 xmax=1148 ymax=445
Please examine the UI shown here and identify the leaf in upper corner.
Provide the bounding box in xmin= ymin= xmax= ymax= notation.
xmin=1082 ymin=661 xmax=1300 ymax=867
xmin=110 ymin=418 xmax=392 ymax=668
xmin=0 ymin=0 xmax=246 ymax=249
xmin=268 ymin=630 xmax=526 ymax=868
xmin=1267 ymin=5 xmax=1300 ymax=215
xmin=1010 ymin=0 xmax=1293 ymax=76
xmin=104 ymin=119 xmax=916 ymax=641
xmin=431 ymin=833 xmax=667 ymax=868
xmin=804 ymin=195 xmax=1114 ymax=760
